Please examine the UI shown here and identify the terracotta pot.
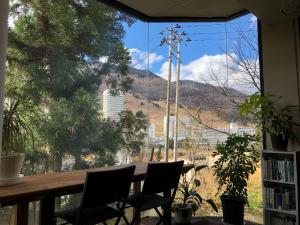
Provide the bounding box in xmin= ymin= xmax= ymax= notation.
xmin=0 ymin=153 xmax=25 ymax=180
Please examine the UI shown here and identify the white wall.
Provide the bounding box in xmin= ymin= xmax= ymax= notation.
xmin=261 ymin=19 xmax=300 ymax=149
xmin=0 ymin=0 xmax=9 ymax=152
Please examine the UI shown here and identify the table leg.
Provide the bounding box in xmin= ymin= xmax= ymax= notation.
xmin=133 ymin=181 xmax=141 ymax=225
xmin=16 ymin=202 xmax=29 ymax=225
xmin=39 ymin=196 xmax=55 ymax=225
xmin=163 ymin=191 xmax=171 ymax=225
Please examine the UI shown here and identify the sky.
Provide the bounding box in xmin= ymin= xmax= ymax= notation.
xmin=123 ymin=14 xmax=258 ymax=93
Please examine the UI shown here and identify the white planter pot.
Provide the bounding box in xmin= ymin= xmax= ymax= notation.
xmin=173 ymin=204 xmax=193 ymax=224
xmin=0 ymin=153 xmax=25 ymax=180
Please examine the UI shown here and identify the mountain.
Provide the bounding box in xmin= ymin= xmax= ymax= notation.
xmin=126 ymin=66 xmax=246 ymax=122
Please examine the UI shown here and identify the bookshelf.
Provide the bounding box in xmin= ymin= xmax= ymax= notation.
xmin=262 ymin=150 xmax=300 ymax=225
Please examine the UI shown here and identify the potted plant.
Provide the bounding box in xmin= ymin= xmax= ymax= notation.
xmin=240 ymin=93 xmax=299 ymax=150
xmin=212 ymin=134 xmax=260 ymax=225
xmin=172 ymin=165 xmax=218 ymax=224
xmin=0 ymin=96 xmax=36 ymax=184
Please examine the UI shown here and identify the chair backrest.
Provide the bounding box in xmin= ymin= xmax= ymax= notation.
xmin=79 ymin=164 xmax=136 ymax=210
xmin=142 ymin=161 xmax=184 ymax=195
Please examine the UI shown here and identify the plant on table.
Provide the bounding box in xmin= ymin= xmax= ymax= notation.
xmin=212 ymin=133 xmax=260 ymax=225
xmin=2 ymin=97 xmax=36 ymax=155
xmin=0 ymin=94 xmax=39 ymax=181
xmin=172 ymin=165 xmax=218 ymax=224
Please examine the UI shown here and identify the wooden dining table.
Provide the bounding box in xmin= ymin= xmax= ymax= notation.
xmin=0 ymin=162 xmax=192 ymax=225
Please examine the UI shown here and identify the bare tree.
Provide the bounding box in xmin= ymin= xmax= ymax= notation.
xmin=190 ymin=27 xmax=259 ymax=129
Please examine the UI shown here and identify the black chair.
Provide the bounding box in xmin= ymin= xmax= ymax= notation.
xmin=55 ymin=165 xmax=136 ymax=225
xmin=124 ymin=161 xmax=184 ymax=225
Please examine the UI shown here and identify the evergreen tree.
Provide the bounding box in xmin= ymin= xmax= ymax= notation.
xmin=7 ymin=0 xmax=134 ymax=172
xmin=119 ymin=110 xmax=148 ymax=157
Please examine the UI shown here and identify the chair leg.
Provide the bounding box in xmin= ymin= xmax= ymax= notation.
xmin=122 ymin=213 xmax=131 ymax=225
xmin=154 ymin=207 xmax=171 ymax=225
xmin=114 ymin=215 xmax=122 ymax=225
xmin=130 ymin=209 xmax=141 ymax=225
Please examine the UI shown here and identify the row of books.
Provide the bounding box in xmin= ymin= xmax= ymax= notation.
xmin=263 ymin=159 xmax=294 ymax=182
xmin=264 ymin=187 xmax=296 ymax=210
xmin=271 ymin=215 xmax=296 ymax=225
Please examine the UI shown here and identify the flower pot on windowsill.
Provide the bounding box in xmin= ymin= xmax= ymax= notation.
xmin=270 ymin=134 xmax=289 ymax=151
xmin=0 ymin=153 xmax=25 ymax=185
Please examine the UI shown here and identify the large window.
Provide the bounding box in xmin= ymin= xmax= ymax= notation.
xmin=1 ymin=1 xmax=261 ymax=224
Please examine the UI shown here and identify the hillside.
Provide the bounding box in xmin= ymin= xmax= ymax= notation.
xmin=127 ymin=67 xmax=246 ymax=122
xmin=99 ymin=66 xmax=248 ymax=135
xmin=123 ymin=94 xmax=229 ymax=136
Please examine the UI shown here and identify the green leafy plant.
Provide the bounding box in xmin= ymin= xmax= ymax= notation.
xmin=240 ymin=93 xmax=299 ymax=140
xmin=212 ymin=134 xmax=260 ymax=204
xmin=2 ymin=96 xmax=38 ymax=155
xmin=173 ymin=165 xmax=218 ymax=214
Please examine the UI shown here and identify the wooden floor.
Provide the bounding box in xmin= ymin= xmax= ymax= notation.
xmin=139 ymin=216 xmax=261 ymax=225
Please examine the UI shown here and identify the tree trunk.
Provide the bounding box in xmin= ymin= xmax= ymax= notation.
xmin=73 ymin=154 xmax=82 ymax=170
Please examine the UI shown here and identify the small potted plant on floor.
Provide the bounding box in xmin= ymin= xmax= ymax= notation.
xmin=0 ymin=96 xmax=37 ymax=185
xmin=212 ymin=134 xmax=260 ymax=225
xmin=240 ymin=93 xmax=299 ymax=150
xmin=172 ymin=165 xmax=218 ymax=224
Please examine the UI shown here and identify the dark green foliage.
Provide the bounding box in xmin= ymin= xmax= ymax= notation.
xmin=118 ymin=110 xmax=148 ymax=154
xmin=6 ymin=0 xmax=135 ymax=172
xmin=2 ymin=93 xmax=42 ymax=155
xmin=240 ymin=93 xmax=299 ymax=140
xmin=23 ymin=150 xmax=48 ymax=175
xmin=212 ymin=134 xmax=260 ymax=203
xmin=174 ymin=165 xmax=218 ymax=213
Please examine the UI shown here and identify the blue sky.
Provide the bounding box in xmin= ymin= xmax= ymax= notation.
xmin=122 ymin=14 xmax=258 ymax=93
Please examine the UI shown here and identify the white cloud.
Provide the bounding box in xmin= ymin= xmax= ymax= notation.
xmin=157 ymin=53 xmax=259 ymax=94
xmin=129 ymin=48 xmax=163 ymax=70
xmin=158 ymin=61 xmax=176 ymax=81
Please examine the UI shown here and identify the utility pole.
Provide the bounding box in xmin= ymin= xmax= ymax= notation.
xmin=173 ymin=37 xmax=181 ymax=161
xmin=160 ymin=25 xmax=189 ymax=162
xmin=164 ymin=28 xmax=173 ymax=162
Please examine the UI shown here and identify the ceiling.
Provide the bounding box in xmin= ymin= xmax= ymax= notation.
xmin=99 ymin=0 xmax=300 ymax=24
xmin=239 ymin=0 xmax=300 ymax=25
xmin=99 ymin=0 xmax=248 ymax=22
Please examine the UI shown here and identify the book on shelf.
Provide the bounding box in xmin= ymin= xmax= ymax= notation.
xmin=271 ymin=214 xmax=296 ymax=225
xmin=264 ymin=187 xmax=296 ymax=210
xmin=263 ymin=158 xmax=294 ymax=182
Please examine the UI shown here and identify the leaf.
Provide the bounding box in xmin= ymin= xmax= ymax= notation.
xmin=181 ymin=165 xmax=194 ymax=174
xmin=194 ymin=179 xmax=201 ymax=187
xmin=206 ymin=199 xmax=218 ymax=213
xmin=194 ymin=193 xmax=203 ymax=203
xmin=195 ymin=165 xmax=207 ymax=172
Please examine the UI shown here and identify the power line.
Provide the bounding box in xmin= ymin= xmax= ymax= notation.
xmin=180 ymin=20 xmax=257 ymax=28
xmin=186 ymin=29 xmax=256 ymax=36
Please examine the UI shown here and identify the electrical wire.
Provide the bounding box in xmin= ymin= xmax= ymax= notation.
xmin=186 ymin=29 xmax=256 ymax=36
xmin=180 ymin=20 xmax=256 ymax=28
